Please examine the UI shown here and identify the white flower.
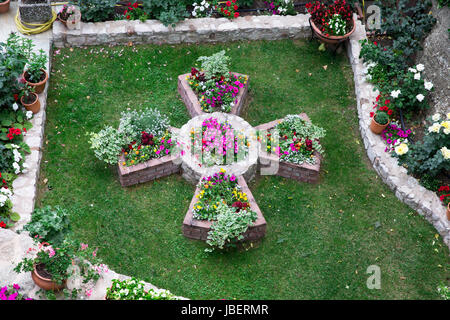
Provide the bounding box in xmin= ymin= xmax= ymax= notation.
xmin=432 ymin=113 xmax=441 ymax=122
xmin=12 ymin=103 xmax=18 ymax=111
xmin=416 ymin=94 xmax=425 ymax=102
xmin=200 ymin=5 xmax=204 ymax=11
xmin=390 ymin=89 xmax=401 ymax=98
xmin=13 ymin=162 xmax=21 ymax=174
xmin=414 ymin=72 xmax=421 ymax=80
xmin=408 ymin=67 xmax=417 ymax=73
xmin=428 ymin=123 xmax=441 ymax=133
xmin=416 ymin=64 xmax=425 ymax=72
xmin=424 ymin=81 xmax=433 ymax=90
xmin=26 ymin=111 xmax=33 ymax=119
xmin=441 ymin=147 xmax=450 ymax=160
xmin=394 ymin=143 xmax=409 ymax=156
xmin=192 ymin=11 xmax=197 ymax=16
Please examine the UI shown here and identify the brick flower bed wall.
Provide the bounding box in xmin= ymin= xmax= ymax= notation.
xmin=255 ymin=113 xmax=322 ymax=184
xmin=183 ymin=175 xmax=266 ymax=242
xmin=178 ymin=72 xmax=249 ymax=117
xmin=117 ymin=153 xmax=181 ymax=187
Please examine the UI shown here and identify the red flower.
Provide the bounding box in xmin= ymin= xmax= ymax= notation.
xmin=373 ymin=41 xmax=377 ymax=46
xmin=13 ymin=94 xmax=18 ymax=101
xmin=0 ymin=221 xmax=6 ymax=228
xmin=387 ymin=110 xmax=393 ymax=115
xmin=126 ymin=15 xmax=131 ymax=19
xmin=370 ymin=112 xmax=374 ymax=118
xmin=234 ymin=12 xmax=239 ymax=18
xmin=234 ymin=5 xmax=238 ymax=10
xmin=226 ymin=1 xmax=231 ymax=6
xmin=132 ymin=2 xmax=139 ymax=8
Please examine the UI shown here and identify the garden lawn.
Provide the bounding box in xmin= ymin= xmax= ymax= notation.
xmin=38 ymin=40 xmax=449 ymax=299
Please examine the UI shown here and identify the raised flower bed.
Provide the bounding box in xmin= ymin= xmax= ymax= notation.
xmin=178 ymin=50 xmax=249 ymax=116
xmin=183 ymin=172 xmax=266 ymax=243
xmin=255 ymin=113 xmax=325 ymax=183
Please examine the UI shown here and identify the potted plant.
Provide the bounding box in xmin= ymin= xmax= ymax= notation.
xmin=14 ymin=237 xmax=103 ymax=292
xmin=0 ymin=0 xmax=10 ymax=14
xmin=306 ymin=0 xmax=356 ymax=44
xmin=20 ymin=83 xmax=40 ymax=114
xmin=370 ymin=110 xmax=390 ymax=134
xmin=57 ymin=4 xmax=78 ymax=27
xmin=22 ymin=49 xmax=48 ymax=94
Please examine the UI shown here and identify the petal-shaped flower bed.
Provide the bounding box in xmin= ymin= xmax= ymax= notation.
xmin=183 ymin=172 xmax=266 ymax=242
xmin=178 ymin=71 xmax=249 ymax=117
xmin=255 ymin=113 xmax=325 ymax=183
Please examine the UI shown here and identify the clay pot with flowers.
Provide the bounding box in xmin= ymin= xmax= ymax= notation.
xmin=0 ymin=0 xmax=10 ymax=14
xmin=370 ymin=110 xmax=390 ymax=134
xmin=22 ymin=49 xmax=48 ymax=94
xmin=14 ymin=237 xmax=104 ymax=292
xmin=57 ymin=4 xmax=78 ymax=28
xmin=20 ymin=84 xmax=40 ymax=114
xmin=306 ymin=0 xmax=356 ymax=44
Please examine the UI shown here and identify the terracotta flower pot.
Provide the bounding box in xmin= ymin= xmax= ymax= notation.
xmin=57 ymin=13 xmax=68 ymax=28
xmin=31 ymin=264 xmax=66 ymax=291
xmin=370 ymin=117 xmax=390 ymax=135
xmin=447 ymin=203 xmax=450 ymax=221
xmin=0 ymin=0 xmax=10 ymax=14
xmin=310 ymin=17 xmax=356 ymax=44
xmin=23 ymin=69 xmax=48 ymax=94
xmin=20 ymin=92 xmax=41 ymax=114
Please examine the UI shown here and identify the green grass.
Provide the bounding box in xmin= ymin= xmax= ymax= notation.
xmin=38 ymin=40 xmax=449 ymax=300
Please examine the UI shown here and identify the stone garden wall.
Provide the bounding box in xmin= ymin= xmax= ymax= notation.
xmin=345 ymin=16 xmax=450 ymax=247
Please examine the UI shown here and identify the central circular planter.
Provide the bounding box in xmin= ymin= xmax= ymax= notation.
xmin=310 ymin=17 xmax=356 ymax=44
xmin=176 ymin=112 xmax=258 ymax=185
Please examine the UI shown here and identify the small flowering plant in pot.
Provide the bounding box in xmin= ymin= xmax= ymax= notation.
xmin=19 ymin=83 xmax=40 ymax=114
xmin=106 ymin=277 xmax=178 ymax=300
xmin=57 ymin=4 xmax=78 ymax=27
xmin=437 ymin=185 xmax=450 ymax=220
xmin=306 ymin=0 xmax=356 ymax=43
xmin=14 ymin=237 xmax=103 ymax=292
xmin=369 ymin=95 xmax=393 ymax=134
xmin=23 ymin=49 xmax=48 ymax=94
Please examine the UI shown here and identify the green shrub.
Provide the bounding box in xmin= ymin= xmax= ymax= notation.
xmin=21 ymin=206 xmax=71 ymax=245
xmin=206 ymin=203 xmax=257 ymax=251
xmin=374 ymin=111 xmax=389 ymax=125
xmin=88 ymin=126 xmax=128 ymax=165
xmin=141 ymin=0 xmax=189 ymax=26
xmin=74 ymin=0 xmax=117 ymax=22
xmin=197 ymin=50 xmax=231 ymax=79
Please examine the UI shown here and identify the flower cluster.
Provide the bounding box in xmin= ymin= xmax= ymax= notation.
xmin=188 ymin=70 xmax=247 ymax=113
xmin=306 ymin=0 xmax=354 ymax=36
xmin=370 ymin=94 xmax=394 ymax=125
xmin=380 ymin=121 xmax=412 ymax=156
xmin=58 ymin=4 xmax=77 ymax=21
xmin=428 ymin=113 xmax=450 ymax=135
xmin=261 ymin=115 xmax=326 ymax=165
xmin=191 ymin=117 xmax=249 ymax=166
xmin=193 ymin=169 xmax=251 ymax=220
xmin=0 ymin=284 xmax=32 ymax=300
xmin=122 ymin=130 xmax=174 ymax=166
xmin=106 ymin=277 xmax=178 ymax=300
xmin=122 ymin=2 xmax=149 ymax=21
xmin=438 ymin=185 xmax=450 ymax=206
xmin=264 ymin=0 xmax=295 ymax=15
xmin=216 ymin=0 xmax=240 ymax=19
xmin=192 ymin=0 xmax=213 ymax=17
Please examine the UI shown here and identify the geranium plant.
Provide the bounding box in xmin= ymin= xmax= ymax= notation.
xmin=214 ymin=0 xmax=240 ymax=19
xmin=122 ymin=2 xmax=149 ymax=22
xmin=438 ymin=185 xmax=450 ymax=207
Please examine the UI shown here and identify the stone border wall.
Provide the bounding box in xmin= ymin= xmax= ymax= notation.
xmin=52 ymin=14 xmax=311 ymax=48
xmin=182 ymin=175 xmax=267 ymax=241
xmin=178 ymin=72 xmax=249 ymax=117
xmin=255 ymin=113 xmax=322 ymax=184
xmin=345 ymin=15 xmax=450 ymax=248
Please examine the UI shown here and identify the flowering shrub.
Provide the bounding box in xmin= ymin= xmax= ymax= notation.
xmin=261 ymin=115 xmax=325 ymax=165
xmin=191 ymin=0 xmax=213 ymax=17
xmin=438 ymin=185 xmax=450 ymax=207
xmin=0 ymin=284 xmax=32 ymax=300
xmin=122 ymin=2 xmax=149 ymax=22
xmin=305 ymin=0 xmax=354 ymax=36
xmin=106 ymin=277 xmax=178 ymax=300
xmin=193 ymin=169 xmax=252 ymax=220
xmin=264 ymin=0 xmax=295 ymax=15
xmin=190 ymin=117 xmax=249 ymax=166
xmin=397 ymin=113 xmax=450 ymax=179
xmin=214 ymin=0 xmax=240 ymax=19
